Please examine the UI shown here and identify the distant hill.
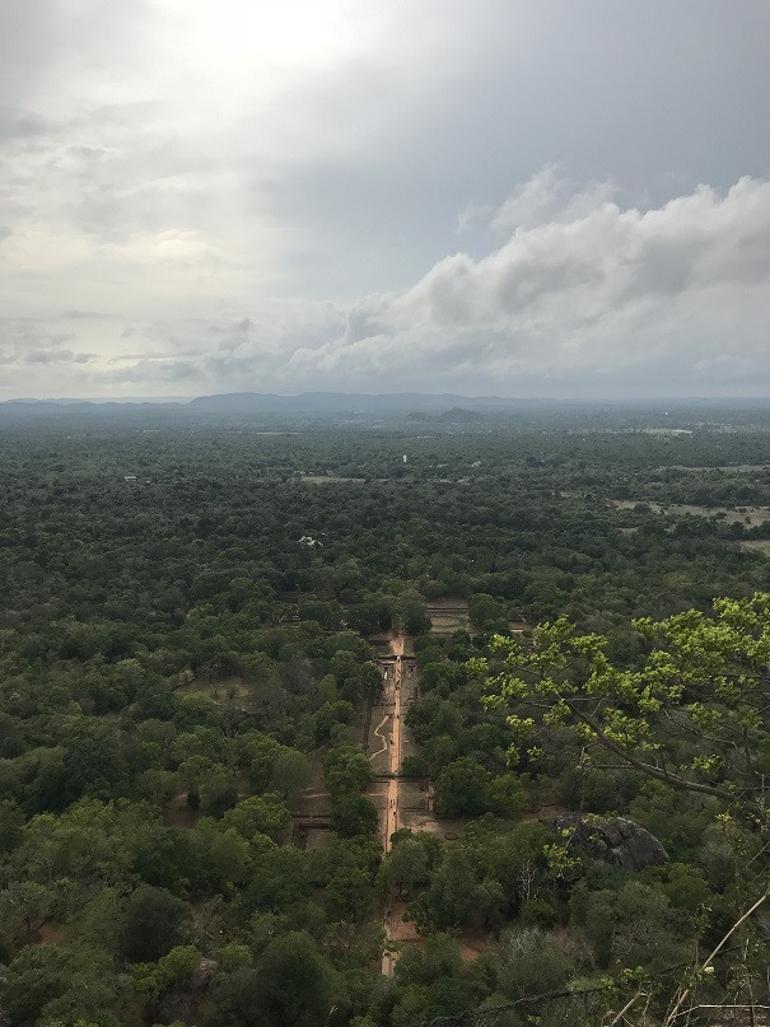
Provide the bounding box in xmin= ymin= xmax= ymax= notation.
xmin=406 ymin=406 xmax=484 ymax=423
xmin=0 ymin=398 xmax=181 ymax=420
xmin=0 ymin=391 xmax=511 ymax=425
xmin=0 ymin=391 xmax=513 ymax=425
xmin=188 ymin=392 xmax=512 ymax=414
xmin=8 ymin=392 xmax=770 ymax=430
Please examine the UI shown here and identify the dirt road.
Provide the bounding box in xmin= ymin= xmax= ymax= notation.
xmin=381 ymin=633 xmax=405 ymax=976
xmin=384 ymin=635 xmax=404 ymax=853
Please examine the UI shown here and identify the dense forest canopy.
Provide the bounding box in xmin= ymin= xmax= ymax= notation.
xmin=1 ymin=402 xmax=770 ymax=1026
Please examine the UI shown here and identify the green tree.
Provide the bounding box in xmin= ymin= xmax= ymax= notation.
xmin=487 ymin=772 xmax=526 ymax=819
xmin=330 ymin=793 xmax=378 ymax=838
xmin=134 ymin=944 xmax=202 ymax=1002
xmin=496 ymin=926 xmax=576 ymax=1001
xmin=0 ymin=798 xmax=24 ymax=852
xmin=1 ymin=944 xmax=129 ymax=1027
xmin=468 ymin=593 xmax=508 ymax=632
xmin=0 ymin=880 xmax=56 ymax=941
xmin=477 ymin=593 xmax=770 ymax=821
xmin=397 ymin=592 xmax=432 ymax=636
xmin=209 ymin=931 xmax=337 ymax=1027
xmin=271 ymin=748 xmax=311 ymax=798
xmin=222 ymin=794 xmax=291 ymax=841
xmin=123 ymin=885 xmax=190 ymax=963
xmin=416 ymin=848 xmax=479 ymax=929
xmin=434 ymin=757 xmax=491 ymax=817
xmin=381 ymin=832 xmax=439 ymax=898
xmin=391 ymin=934 xmax=481 ymax=1027
xmin=323 ymin=745 xmax=374 ymax=796
xmin=315 ymin=700 xmax=356 ymax=744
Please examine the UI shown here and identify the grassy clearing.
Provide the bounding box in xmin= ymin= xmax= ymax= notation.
xmin=176 ymin=675 xmax=252 ymax=700
xmin=610 ymin=499 xmax=770 ymax=526
xmin=738 ymin=539 xmax=770 ymax=555
xmin=427 ymin=600 xmax=470 ymax=634
xmin=652 ymin=464 xmax=770 ymax=473
xmin=298 ymin=474 xmax=391 ymax=484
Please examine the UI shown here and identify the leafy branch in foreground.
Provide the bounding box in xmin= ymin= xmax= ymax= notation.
xmin=474 ymin=592 xmax=770 ymax=825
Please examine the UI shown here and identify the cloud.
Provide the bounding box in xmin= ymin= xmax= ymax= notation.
xmin=108 ymin=357 xmax=200 ymax=384
xmin=63 ymin=309 xmax=111 ymax=320
xmin=23 ymin=348 xmax=95 ymax=365
xmin=0 ymin=106 xmax=48 ymax=141
xmin=0 ymin=319 xmax=96 ymax=368
xmin=2 ymin=2 xmax=770 ymax=399
xmin=2 ymin=172 xmax=769 ymax=397
xmin=280 ymin=173 xmax=770 ymax=394
xmin=455 ymin=200 xmax=493 ymax=235
xmin=491 ymin=167 xmax=619 ymax=234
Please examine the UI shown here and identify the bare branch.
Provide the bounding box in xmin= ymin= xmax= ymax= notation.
xmin=664 ymin=891 xmax=770 ymax=1027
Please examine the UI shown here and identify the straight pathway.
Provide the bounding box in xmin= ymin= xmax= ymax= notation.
xmin=381 ymin=632 xmax=405 ymax=976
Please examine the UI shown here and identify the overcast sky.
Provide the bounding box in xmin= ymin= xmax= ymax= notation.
xmin=1 ymin=0 xmax=770 ymax=399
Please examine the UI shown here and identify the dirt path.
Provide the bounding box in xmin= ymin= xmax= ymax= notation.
xmin=382 ymin=633 xmax=405 ymax=976
xmin=384 ymin=632 xmax=405 ymax=853
xmin=370 ymin=713 xmax=391 ymax=761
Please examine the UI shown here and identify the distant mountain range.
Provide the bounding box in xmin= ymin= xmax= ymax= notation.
xmin=187 ymin=392 xmax=518 ymax=413
xmin=5 ymin=392 xmax=770 ymax=424
xmin=0 ymin=391 xmax=522 ymax=416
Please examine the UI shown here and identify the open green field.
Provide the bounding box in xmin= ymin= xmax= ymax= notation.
xmin=610 ymin=498 xmax=770 ymax=526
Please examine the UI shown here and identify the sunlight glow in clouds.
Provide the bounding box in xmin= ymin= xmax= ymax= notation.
xmin=174 ymin=0 xmax=377 ymax=71
xmin=1 ymin=1 xmax=770 ymax=398
xmin=5 ymin=171 xmax=770 ymax=398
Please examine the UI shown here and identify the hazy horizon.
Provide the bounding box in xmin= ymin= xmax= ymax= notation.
xmin=2 ymin=1 xmax=770 ymax=400
xmin=10 ymin=390 xmax=770 ymax=408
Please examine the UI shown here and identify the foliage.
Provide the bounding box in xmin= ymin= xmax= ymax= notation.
xmin=2 ymin=416 xmax=770 ymax=1023
xmin=479 ymin=593 xmax=770 ymax=821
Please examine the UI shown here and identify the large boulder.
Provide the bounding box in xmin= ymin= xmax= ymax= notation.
xmin=553 ymin=814 xmax=668 ymax=871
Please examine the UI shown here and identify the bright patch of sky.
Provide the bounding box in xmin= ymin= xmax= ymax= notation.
xmin=1 ymin=1 xmax=769 ymax=398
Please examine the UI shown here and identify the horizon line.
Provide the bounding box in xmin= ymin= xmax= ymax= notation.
xmin=5 ymin=391 xmax=770 ymax=406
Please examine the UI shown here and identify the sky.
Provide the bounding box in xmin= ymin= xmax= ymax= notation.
xmin=1 ymin=0 xmax=770 ymax=400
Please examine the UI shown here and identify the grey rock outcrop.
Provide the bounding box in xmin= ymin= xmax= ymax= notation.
xmin=554 ymin=814 xmax=669 ymax=871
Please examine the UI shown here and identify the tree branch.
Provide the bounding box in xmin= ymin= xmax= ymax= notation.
xmin=663 ymin=891 xmax=770 ymax=1026
xmin=565 ymin=699 xmax=741 ymax=805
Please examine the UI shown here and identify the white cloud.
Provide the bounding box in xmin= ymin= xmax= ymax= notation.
xmin=2 ymin=1 xmax=770 ymax=399
xmin=3 ymin=172 xmax=770 ymax=398
xmin=280 ymin=174 xmax=770 ymax=394
xmin=491 ymin=167 xmax=618 ymax=234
